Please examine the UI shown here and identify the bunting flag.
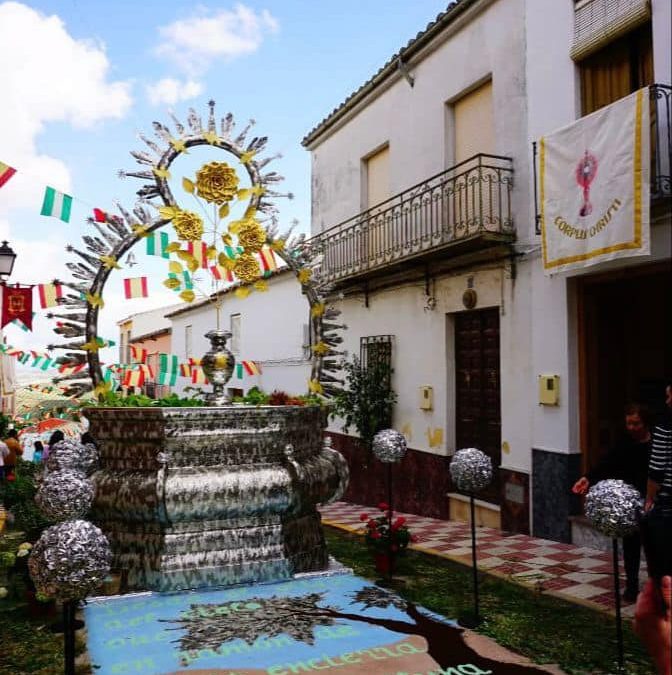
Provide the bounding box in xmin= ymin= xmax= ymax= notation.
xmin=243 ymin=360 xmax=261 ymax=375
xmin=123 ymin=277 xmax=148 ymax=299
xmin=222 ymin=245 xmax=243 ymax=259
xmin=157 ymin=369 xmax=178 ymax=386
xmin=210 ymin=264 xmax=234 ymax=282
xmin=168 ymin=270 xmax=193 ymax=291
xmin=0 ymin=161 xmax=17 ymax=188
xmin=40 ymin=186 xmax=73 ymax=223
xmin=187 ymin=241 xmax=209 ymax=269
xmin=179 ymin=363 xmax=191 ymax=377
xmin=93 ymin=208 xmax=107 ymax=223
xmin=146 ymin=231 xmax=170 ymax=259
xmin=11 ymin=317 xmax=31 ymax=332
xmin=38 ymin=283 xmax=64 ymax=309
xmin=59 ymin=363 xmax=86 ymax=376
xmin=158 ymin=353 xmax=179 ymax=374
xmin=123 ymin=369 xmax=145 ymax=388
xmin=138 ymin=364 xmax=154 ymax=380
xmin=191 ymin=366 xmax=209 ymax=385
xmin=130 ymin=345 xmax=148 ymax=363
xmin=259 ymin=246 xmax=277 ymax=275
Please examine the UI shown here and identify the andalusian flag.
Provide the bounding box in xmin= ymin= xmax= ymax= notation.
xmin=157 ymin=353 xmax=179 ymax=386
xmin=146 ymin=231 xmax=170 ymax=258
xmin=210 ymin=265 xmax=234 ymax=282
xmin=168 ymin=270 xmax=193 ymax=291
xmin=187 ymin=241 xmax=209 ymax=269
xmin=258 ymin=246 xmax=277 ymax=275
xmin=222 ymin=245 xmax=243 ymax=259
xmin=38 ymin=283 xmax=63 ymax=309
xmin=41 ymin=186 xmax=73 ymax=223
xmin=123 ymin=277 xmax=148 ymax=299
xmin=0 ymin=161 xmax=16 ymax=188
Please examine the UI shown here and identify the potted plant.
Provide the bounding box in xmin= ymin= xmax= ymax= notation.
xmin=360 ymin=502 xmax=414 ymax=575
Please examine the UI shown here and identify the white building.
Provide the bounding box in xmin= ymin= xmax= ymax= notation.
xmin=304 ymin=0 xmax=671 ymax=541
xmin=166 ymin=269 xmax=312 ymax=399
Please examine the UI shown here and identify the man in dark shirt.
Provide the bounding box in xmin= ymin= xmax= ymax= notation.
xmin=572 ymin=402 xmax=652 ymax=601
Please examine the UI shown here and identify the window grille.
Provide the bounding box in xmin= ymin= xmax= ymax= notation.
xmin=360 ymin=335 xmax=393 ymax=389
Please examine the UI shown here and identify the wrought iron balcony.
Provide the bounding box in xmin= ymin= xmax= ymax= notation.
xmin=316 ymin=153 xmax=514 ymax=285
xmin=651 ymin=83 xmax=672 ymax=202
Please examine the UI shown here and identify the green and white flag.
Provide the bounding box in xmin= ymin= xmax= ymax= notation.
xmin=146 ymin=231 xmax=170 ymax=258
xmin=158 ymin=353 xmax=179 ymax=386
xmin=41 ymin=186 xmax=73 ymax=222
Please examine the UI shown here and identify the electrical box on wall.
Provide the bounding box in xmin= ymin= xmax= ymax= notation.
xmin=538 ymin=374 xmax=560 ymax=405
xmin=419 ymin=386 xmax=433 ymax=410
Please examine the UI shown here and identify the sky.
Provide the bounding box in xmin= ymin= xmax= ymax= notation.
xmin=0 ymin=0 xmax=449 ymax=382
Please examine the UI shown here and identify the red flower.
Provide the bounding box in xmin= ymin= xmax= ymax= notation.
xmin=378 ymin=502 xmax=389 ymax=511
xmin=359 ymin=513 xmax=369 ymax=522
xmin=392 ymin=517 xmax=406 ymax=530
xmin=367 ymin=519 xmax=378 ymax=530
xmin=370 ymin=530 xmax=381 ymax=539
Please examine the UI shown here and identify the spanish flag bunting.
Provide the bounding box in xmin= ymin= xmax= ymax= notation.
xmin=59 ymin=363 xmax=86 ymax=375
xmin=210 ymin=264 xmax=234 ymax=282
xmin=38 ymin=283 xmax=63 ymax=309
xmin=130 ymin=345 xmax=148 ymax=363
xmin=258 ymin=246 xmax=277 ymax=275
xmin=188 ymin=357 xmax=201 ymax=366
xmin=123 ymin=277 xmax=148 ymax=299
xmin=243 ymin=360 xmax=261 ymax=375
xmin=138 ymin=364 xmax=154 ymax=379
xmin=187 ymin=241 xmax=209 ymax=269
xmin=123 ymin=368 xmax=145 ymax=388
xmin=179 ymin=363 xmax=192 ymax=377
xmin=191 ymin=366 xmax=209 ymax=385
xmin=0 ymin=161 xmax=16 ymax=188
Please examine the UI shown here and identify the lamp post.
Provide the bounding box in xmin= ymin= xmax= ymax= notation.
xmin=0 ymin=240 xmax=17 ymax=279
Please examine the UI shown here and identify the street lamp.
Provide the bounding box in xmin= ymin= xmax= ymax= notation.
xmin=0 ymin=241 xmax=17 ymax=278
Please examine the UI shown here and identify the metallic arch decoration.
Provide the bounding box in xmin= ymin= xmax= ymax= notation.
xmin=49 ymin=101 xmax=344 ymax=399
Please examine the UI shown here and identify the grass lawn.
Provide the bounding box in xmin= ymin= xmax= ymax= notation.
xmin=324 ymin=526 xmax=655 ymax=675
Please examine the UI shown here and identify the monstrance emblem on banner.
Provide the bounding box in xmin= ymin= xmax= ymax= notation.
xmin=539 ymin=87 xmax=650 ymax=275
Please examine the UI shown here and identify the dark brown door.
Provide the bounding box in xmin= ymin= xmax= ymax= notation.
xmin=454 ymin=308 xmax=501 ymax=504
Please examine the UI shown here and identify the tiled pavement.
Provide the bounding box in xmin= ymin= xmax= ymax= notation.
xmin=320 ymin=501 xmax=645 ymax=618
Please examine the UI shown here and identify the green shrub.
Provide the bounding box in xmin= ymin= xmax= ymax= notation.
xmin=0 ymin=460 xmax=49 ymax=541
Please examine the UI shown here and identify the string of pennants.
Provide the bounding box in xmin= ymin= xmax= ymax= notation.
xmin=0 ymin=341 xmax=261 ymax=388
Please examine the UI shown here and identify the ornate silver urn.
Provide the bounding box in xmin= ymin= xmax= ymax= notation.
xmin=201 ymin=329 xmax=235 ymax=406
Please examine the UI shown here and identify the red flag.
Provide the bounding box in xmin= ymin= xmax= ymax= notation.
xmin=93 ymin=208 xmax=107 ymax=222
xmin=1 ymin=286 xmax=33 ymax=330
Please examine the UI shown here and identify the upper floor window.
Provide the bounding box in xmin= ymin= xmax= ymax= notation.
xmin=364 ymin=144 xmax=390 ymax=211
xmin=230 ymin=314 xmax=241 ymax=355
xmin=453 ymin=80 xmax=494 ymax=164
xmin=579 ymin=22 xmax=653 ymax=116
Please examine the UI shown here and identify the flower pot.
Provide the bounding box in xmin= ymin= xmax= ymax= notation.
xmin=374 ymin=552 xmax=395 ymax=576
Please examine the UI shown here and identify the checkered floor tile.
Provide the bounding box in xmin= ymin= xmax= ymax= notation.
xmin=320 ymin=501 xmax=646 ymax=617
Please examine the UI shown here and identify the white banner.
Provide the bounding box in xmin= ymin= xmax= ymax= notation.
xmin=539 ymin=87 xmax=650 ymax=275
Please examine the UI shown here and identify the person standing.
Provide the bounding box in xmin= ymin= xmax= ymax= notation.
xmin=3 ymin=429 xmax=23 ymax=480
xmin=0 ymin=440 xmax=8 ymax=480
xmin=572 ymin=402 xmax=652 ymax=601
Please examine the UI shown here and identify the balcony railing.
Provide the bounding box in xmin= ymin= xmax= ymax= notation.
xmin=651 ymin=83 xmax=672 ymax=201
xmin=316 ymin=153 xmax=514 ymax=285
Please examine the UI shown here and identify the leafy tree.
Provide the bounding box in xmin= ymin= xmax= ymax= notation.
xmin=330 ymin=355 xmax=397 ymax=449
xmin=166 ymin=586 xmax=551 ymax=673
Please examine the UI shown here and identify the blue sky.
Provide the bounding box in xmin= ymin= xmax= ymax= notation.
xmin=0 ymin=0 xmax=448 ymax=380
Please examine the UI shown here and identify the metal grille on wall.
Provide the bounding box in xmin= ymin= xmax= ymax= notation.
xmin=360 ymin=335 xmax=393 ymax=390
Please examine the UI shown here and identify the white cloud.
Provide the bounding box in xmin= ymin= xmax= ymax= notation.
xmin=146 ymin=78 xmax=204 ymax=106
xmin=0 ymin=1 xmax=133 ymax=213
xmin=155 ymin=4 xmax=279 ymax=74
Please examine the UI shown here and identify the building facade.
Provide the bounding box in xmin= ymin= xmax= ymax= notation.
xmin=304 ymin=0 xmax=671 ymax=541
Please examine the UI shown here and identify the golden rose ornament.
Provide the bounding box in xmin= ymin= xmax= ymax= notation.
xmin=173 ymin=210 xmax=204 ymax=241
xmin=195 ymin=162 xmax=240 ymax=205
xmin=237 ymin=221 xmax=266 ymax=253
xmin=233 ymin=253 xmax=261 ymax=284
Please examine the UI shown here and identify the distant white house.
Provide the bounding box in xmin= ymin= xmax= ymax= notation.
xmin=166 ymin=269 xmax=312 ymax=399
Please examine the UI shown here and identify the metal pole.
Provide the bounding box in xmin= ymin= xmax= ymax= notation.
xmin=612 ymin=538 xmax=625 ymax=671
xmin=387 ymin=462 xmax=393 ymax=581
xmin=63 ymin=600 xmax=76 ymax=675
xmin=532 ymin=140 xmax=541 ymax=235
xmin=470 ymin=493 xmax=480 ymax=622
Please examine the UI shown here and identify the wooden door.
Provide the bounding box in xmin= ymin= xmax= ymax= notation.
xmin=454 ymin=308 xmax=501 ymax=504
